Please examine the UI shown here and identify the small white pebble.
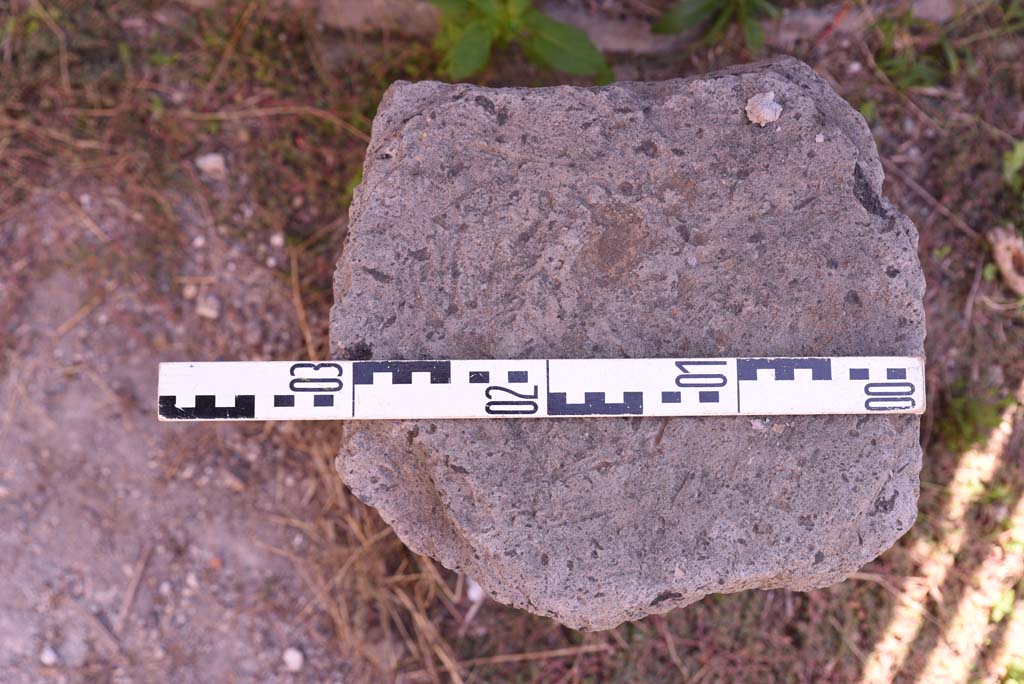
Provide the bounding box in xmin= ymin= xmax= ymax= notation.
xmin=195 ymin=152 xmax=227 ymax=181
xmin=79 ymin=193 xmax=93 ymax=209
xmin=266 ymin=256 xmax=278 ymax=269
xmin=191 ymin=235 xmax=206 ymax=249
xmin=182 ymin=283 xmax=199 ymax=300
xmin=282 ymin=647 xmax=305 ymax=672
xmin=159 ymin=580 xmax=172 ymax=597
xmin=815 ymin=133 xmax=825 ymax=143
xmin=40 ymin=645 xmax=59 ymax=667
xmin=686 ymin=255 xmax=698 ymax=268
xmin=745 ymin=91 xmax=783 ymax=127
xmin=467 ymin=578 xmax=485 ymax=603
xmin=847 ymin=61 xmax=863 ymax=74
xmin=185 ymin=572 xmax=199 ymax=591
xmin=196 ymin=294 xmax=221 ymax=320
xmin=270 ymin=232 xmax=285 ymax=248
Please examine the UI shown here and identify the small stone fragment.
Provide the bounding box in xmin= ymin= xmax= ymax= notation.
xmin=467 ymin=578 xmax=485 ymax=603
xmin=745 ymin=91 xmax=783 ymax=127
xmin=195 ymin=293 xmax=221 ymax=320
xmin=194 ymin=152 xmax=227 ymax=181
xmin=282 ymin=647 xmax=305 ymax=672
xmin=815 ymin=133 xmax=826 ymax=143
xmin=988 ymin=224 xmax=1024 ymax=296
xmin=39 ymin=645 xmax=59 ymax=667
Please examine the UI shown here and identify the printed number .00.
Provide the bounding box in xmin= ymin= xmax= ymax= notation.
xmin=864 ymin=381 xmax=915 ymax=412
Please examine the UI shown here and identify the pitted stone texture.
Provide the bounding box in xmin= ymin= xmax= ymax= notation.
xmin=331 ymin=57 xmax=926 ymax=631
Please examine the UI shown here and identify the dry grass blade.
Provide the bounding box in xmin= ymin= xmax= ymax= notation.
xmin=201 ymin=0 xmax=262 ymax=105
xmin=290 ymin=246 xmax=317 ymax=360
xmin=394 ymin=588 xmax=465 ymax=684
xmin=171 ymin=106 xmax=371 ymax=143
xmin=115 ymin=545 xmax=152 ymax=635
xmin=52 ymin=293 xmax=104 ymax=339
xmin=0 ymin=113 xmax=106 ymax=150
xmin=28 ymin=0 xmax=71 ymax=96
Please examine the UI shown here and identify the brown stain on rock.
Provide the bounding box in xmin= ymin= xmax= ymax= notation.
xmin=577 ymin=202 xmax=646 ymax=282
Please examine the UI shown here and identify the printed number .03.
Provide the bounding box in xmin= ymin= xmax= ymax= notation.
xmin=289 ymin=362 xmax=343 ymax=392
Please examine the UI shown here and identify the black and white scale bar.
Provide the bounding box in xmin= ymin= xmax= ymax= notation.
xmin=157 ymin=357 xmax=925 ymax=421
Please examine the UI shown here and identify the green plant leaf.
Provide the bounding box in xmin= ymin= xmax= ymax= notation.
xmin=739 ymin=2 xmax=763 ymax=50
xmin=653 ymin=0 xmax=721 ymax=34
xmin=990 ymin=588 xmax=1016 ymax=624
xmin=1003 ymin=140 xmax=1024 ymax=194
xmin=752 ymin=0 xmax=780 ymax=18
xmin=428 ymin=0 xmax=472 ymax=15
xmin=521 ymin=9 xmax=607 ymax=76
xmin=704 ymin=1 xmax=736 ymax=44
xmin=507 ymin=0 xmax=531 ymax=15
xmin=468 ymin=0 xmax=501 ymax=20
xmin=445 ymin=19 xmax=495 ymax=80
xmin=940 ymin=37 xmax=959 ymax=75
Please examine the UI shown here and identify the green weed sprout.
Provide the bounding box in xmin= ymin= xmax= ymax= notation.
xmin=653 ymin=0 xmax=780 ymax=51
xmin=429 ymin=0 xmax=611 ymax=83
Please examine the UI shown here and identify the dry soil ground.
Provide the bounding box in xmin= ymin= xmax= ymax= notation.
xmin=1 ymin=1 xmax=1023 ymax=683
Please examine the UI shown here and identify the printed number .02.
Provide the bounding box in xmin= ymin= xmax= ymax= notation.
xmin=484 ymin=385 xmax=539 ymax=415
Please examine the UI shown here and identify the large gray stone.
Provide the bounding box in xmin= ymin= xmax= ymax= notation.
xmin=330 ymin=57 xmax=926 ymax=631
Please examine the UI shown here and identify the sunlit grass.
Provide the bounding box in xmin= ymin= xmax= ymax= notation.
xmin=861 ymin=391 xmax=1021 ymax=684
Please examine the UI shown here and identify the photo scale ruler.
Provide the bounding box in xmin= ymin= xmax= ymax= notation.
xmin=157 ymin=357 xmax=925 ymax=421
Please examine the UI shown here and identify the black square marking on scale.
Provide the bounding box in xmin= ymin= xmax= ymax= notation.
xmin=699 ymin=391 xmax=720 ymax=403
xmin=274 ymin=395 xmax=295 ymax=407
xmin=507 ymin=371 xmax=528 ymax=383
xmin=469 ymin=371 xmax=489 ymax=384
xmin=314 ymin=395 xmax=334 ymax=407
xmin=887 ymin=368 xmax=907 ymax=380
xmin=661 ymin=391 xmax=681 ymax=403
xmin=849 ymin=368 xmax=870 ymax=380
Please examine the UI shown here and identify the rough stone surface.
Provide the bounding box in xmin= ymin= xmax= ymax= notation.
xmin=330 ymin=57 xmax=926 ymax=631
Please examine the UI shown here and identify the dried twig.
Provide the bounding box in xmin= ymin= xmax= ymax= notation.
xmin=290 ymin=247 xmax=317 ymax=360
xmin=403 ymin=642 xmax=612 ymax=680
xmin=827 ymin=616 xmax=866 ymax=664
xmin=200 ymin=0 xmax=261 ymax=105
xmin=881 ymin=158 xmax=981 ymax=242
xmin=60 ymin=191 xmax=109 ymax=242
xmin=655 ymin=617 xmax=689 ymax=681
xmin=963 ymin=255 xmax=985 ymax=327
xmin=72 ymin=601 xmax=124 ymax=656
xmin=115 ymin=545 xmax=153 ymax=635
xmin=53 ymin=293 xmax=104 ymax=339
xmin=172 ymin=106 xmax=370 ymax=143
xmin=29 ymin=0 xmax=71 ymax=96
